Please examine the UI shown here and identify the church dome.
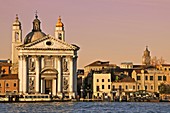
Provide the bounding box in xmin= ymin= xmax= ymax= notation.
xmin=24 ymin=14 xmax=46 ymax=44
xmin=24 ymin=31 xmax=46 ymax=44
xmin=56 ymin=16 xmax=64 ymax=27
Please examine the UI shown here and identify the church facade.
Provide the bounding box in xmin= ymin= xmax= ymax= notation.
xmin=11 ymin=14 xmax=79 ymax=99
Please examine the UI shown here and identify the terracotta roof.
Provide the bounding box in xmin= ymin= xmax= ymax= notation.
xmin=120 ymin=76 xmax=135 ymax=82
xmin=0 ymin=74 xmax=18 ymax=79
xmin=162 ymin=64 xmax=170 ymax=66
xmin=85 ymin=60 xmax=116 ymax=67
xmin=0 ymin=62 xmax=11 ymax=67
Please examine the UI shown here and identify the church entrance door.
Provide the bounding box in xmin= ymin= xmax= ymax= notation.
xmin=45 ymin=80 xmax=52 ymax=94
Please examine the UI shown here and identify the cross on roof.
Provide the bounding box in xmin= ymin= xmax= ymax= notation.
xmin=35 ymin=10 xmax=38 ymax=19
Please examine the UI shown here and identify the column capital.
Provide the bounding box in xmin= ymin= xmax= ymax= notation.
xmin=56 ymin=56 xmax=62 ymax=59
xmin=18 ymin=55 xmax=28 ymax=59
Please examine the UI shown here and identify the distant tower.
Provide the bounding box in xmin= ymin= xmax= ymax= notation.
xmin=142 ymin=46 xmax=151 ymax=65
xmin=12 ymin=14 xmax=22 ymax=74
xmin=55 ymin=16 xmax=65 ymax=41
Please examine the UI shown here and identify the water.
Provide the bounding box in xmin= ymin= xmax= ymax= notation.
xmin=0 ymin=102 xmax=170 ymax=113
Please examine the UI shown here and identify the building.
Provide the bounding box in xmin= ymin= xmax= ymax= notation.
xmin=11 ymin=14 xmax=79 ymax=99
xmin=132 ymin=68 xmax=170 ymax=93
xmin=0 ymin=74 xmax=19 ymax=96
xmin=112 ymin=76 xmax=137 ymax=99
xmin=0 ymin=62 xmax=11 ymax=74
xmin=120 ymin=62 xmax=133 ymax=69
xmin=158 ymin=64 xmax=170 ymax=72
xmin=84 ymin=60 xmax=116 ymax=76
xmin=93 ymin=73 xmax=112 ymax=99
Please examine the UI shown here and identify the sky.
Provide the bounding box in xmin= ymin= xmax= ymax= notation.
xmin=1 ymin=0 xmax=170 ymax=68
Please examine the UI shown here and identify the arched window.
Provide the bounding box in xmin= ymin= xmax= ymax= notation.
xmin=15 ymin=32 xmax=19 ymax=41
xmin=58 ymin=33 xmax=62 ymax=40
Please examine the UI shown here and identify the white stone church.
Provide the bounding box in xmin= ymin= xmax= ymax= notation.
xmin=11 ymin=14 xmax=79 ymax=99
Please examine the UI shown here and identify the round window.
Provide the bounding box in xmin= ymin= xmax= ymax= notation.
xmin=46 ymin=41 xmax=52 ymax=46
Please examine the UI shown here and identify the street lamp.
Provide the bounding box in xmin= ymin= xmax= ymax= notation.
xmin=80 ymin=86 xmax=84 ymax=99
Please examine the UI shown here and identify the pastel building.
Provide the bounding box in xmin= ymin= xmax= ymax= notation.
xmin=93 ymin=73 xmax=112 ymax=98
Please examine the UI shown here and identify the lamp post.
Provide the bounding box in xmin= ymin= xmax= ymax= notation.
xmin=80 ymin=86 xmax=83 ymax=99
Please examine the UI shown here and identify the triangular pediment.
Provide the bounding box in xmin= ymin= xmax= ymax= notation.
xmin=17 ymin=35 xmax=79 ymax=51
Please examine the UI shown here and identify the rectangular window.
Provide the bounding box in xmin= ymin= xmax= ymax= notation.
xmin=0 ymin=83 xmax=1 ymax=87
xmin=158 ymin=76 xmax=162 ymax=81
xmin=97 ymin=86 xmax=99 ymax=91
xmin=145 ymin=76 xmax=148 ymax=80
xmin=108 ymin=85 xmax=110 ymax=89
xmin=112 ymin=85 xmax=115 ymax=90
xmin=145 ymin=85 xmax=147 ymax=90
xmin=102 ymin=85 xmax=104 ymax=89
xmin=151 ymin=86 xmax=153 ymax=90
xmin=138 ymin=85 xmax=140 ymax=90
xmin=150 ymin=76 xmax=153 ymax=81
xmin=126 ymin=85 xmax=128 ymax=90
xmin=102 ymin=79 xmax=104 ymax=82
xmin=6 ymin=83 xmax=9 ymax=87
xmin=133 ymin=85 xmax=135 ymax=90
xmin=14 ymin=83 xmax=16 ymax=87
xmin=108 ymin=79 xmax=110 ymax=82
xmin=137 ymin=76 xmax=141 ymax=80
xmin=163 ymin=76 xmax=166 ymax=81
xmin=97 ymin=79 xmax=99 ymax=82
xmin=119 ymin=85 xmax=122 ymax=90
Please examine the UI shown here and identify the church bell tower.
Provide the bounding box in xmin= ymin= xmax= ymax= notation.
xmin=12 ymin=14 xmax=22 ymax=74
xmin=55 ymin=16 xmax=65 ymax=41
xmin=142 ymin=46 xmax=151 ymax=65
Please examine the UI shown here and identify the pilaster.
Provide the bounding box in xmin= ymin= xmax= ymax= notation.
xmin=52 ymin=78 xmax=57 ymax=96
xmin=57 ymin=56 xmax=62 ymax=93
xmin=22 ymin=55 xmax=28 ymax=93
xmin=35 ymin=56 xmax=40 ymax=93
xmin=18 ymin=55 xmax=23 ymax=94
xmin=41 ymin=78 xmax=45 ymax=93
xmin=69 ymin=56 xmax=73 ymax=93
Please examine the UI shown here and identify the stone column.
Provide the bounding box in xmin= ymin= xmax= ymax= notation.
xmin=35 ymin=56 xmax=40 ymax=93
xmin=18 ymin=55 xmax=23 ymax=94
xmin=69 ymin=56 xmax=74 ymax=98
xmin=57 ymin=56 xmax=62 ymax=92
xmin=41 ymin=78 xmax=45 ymax=93
xmin=52 ymin=78 xmax=57 ymax=96
xmin=41 ymin=57 xmax=44 ymax=69
xmin=73 ymin=56 xmax=78 ymax=96
xmin=54 ymin=56 xmax=57 ymax=69
xmin=22 ymin=56 xmax=28 ymax=93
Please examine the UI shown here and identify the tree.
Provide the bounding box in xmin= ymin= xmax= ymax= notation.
xmin=151 ymin=56 xmax=165 ymax=66
xmin=159 ymin=83 xmax=170 ymax=94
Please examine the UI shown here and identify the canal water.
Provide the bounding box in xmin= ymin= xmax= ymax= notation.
xmin=0 ymin=102 xmax=170 ymax=113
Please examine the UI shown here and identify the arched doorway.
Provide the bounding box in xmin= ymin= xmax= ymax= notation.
xmin=41 ymin=68 xmax=58 ymax=95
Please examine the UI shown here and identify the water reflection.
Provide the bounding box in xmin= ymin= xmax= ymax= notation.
xmin=1 ymin=102 xmax=170 ymax=113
